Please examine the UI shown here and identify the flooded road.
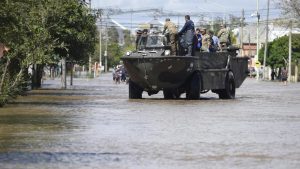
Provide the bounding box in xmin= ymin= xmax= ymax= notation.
xmin=1 ymin=73 xmax=300 ymax=169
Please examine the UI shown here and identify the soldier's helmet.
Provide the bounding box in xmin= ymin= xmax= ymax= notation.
xmin=142 ymin=29 xmax=148 ymax=33
xmin=200 ymin=27 xmax=206 ymax=32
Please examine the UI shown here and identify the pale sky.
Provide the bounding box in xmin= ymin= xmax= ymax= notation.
xmin=91 ymin=0 xmax=282 ymax=30
xmin=92 ymin=0 xmax=281 ymax=17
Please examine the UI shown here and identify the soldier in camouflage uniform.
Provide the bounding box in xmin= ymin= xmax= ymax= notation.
xmin=217 ymin=24 xmax=230 ymax=50
xmin=163 ymin=18 xmax=178 ymax=55
xmin=135 ymin=30 xmax=142 ymax=50
xmin=200 ymin=28 xmax=212 ymax=52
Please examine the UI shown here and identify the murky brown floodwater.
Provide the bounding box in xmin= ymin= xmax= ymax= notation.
xmin=1 ymin=73 xmax=300 ymax=169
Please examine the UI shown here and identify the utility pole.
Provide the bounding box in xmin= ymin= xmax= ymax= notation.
xmin=98 ymin=10 xmax=102 ymax=76
xmin=240 ymin=9 xmax=245 ymax=56
xmin=288 ymin=20 xmax=292 ymax=82
xmin=88 ymin=0 xmax=92 ymax=75
xmin=255 ymin=0 xmax=260 ymax=80
xmin=130 ymin=10 xmax=133 ymax=32
xmin=263 ymin=0 xmax=270 ymax=80
xmin=105 ymin=21 xmax=108 ymax=73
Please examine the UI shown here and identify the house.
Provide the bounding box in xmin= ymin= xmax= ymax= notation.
xmin=233 ymin=23 xmax=300 ymax=67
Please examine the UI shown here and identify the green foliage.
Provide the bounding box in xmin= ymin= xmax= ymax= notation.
xmin=94 ymin=28 xmax=135 ymax=68
xmin=0 ymin=0 xmax=97 ymax=106
xmin=46 ymin=0 xmax=97 ymax=64
xmin=107 ymin=43 xmax=123 ymax=67
xmin=259 ymin=34 xmax=300 ymax=68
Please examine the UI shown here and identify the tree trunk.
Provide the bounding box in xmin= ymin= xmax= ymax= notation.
xmin=61 ymin=58 xmax=67 ymax=89
xmin=0 ymin=58 xmax=10 ymax=94
xmin=50 ymin=65 xmax=55 ymax=80
xmin=11 ymin=68 xmax=23 ymax=89
xmin=70 ymin=61 xmax=73 ymax=86
xmin=295 ymin=64 xmax=299 ymax=82
xmin=31 ymin=64 xmax=43 ymax=89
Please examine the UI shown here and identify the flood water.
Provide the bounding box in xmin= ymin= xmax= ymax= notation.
xmin=1 ymin=73 xmax=300 ymax=169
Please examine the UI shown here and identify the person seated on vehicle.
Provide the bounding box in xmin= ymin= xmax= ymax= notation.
xmin=217 ymin=24 xmax=230 ymax=50
xmin=208 ymin=30 xmax=220 ymax=52
xmin=200 ymin=28 xmax=212 ymax=52
xmin=163 ymin=18 xmax=178 ymax=55
xmin=195 ymin=28 xmax=202 ymax=52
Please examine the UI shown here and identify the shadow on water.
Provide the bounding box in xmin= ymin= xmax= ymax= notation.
xmin=0 ymin=151 xmax=125 ymax=164
xmin=0 ymin=114 xmax=73 ymax=126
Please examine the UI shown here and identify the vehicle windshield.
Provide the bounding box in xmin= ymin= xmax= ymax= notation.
xmin=138 ymin=35 xmax=164 ymax=50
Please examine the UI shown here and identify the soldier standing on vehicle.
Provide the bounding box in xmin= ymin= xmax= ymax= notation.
xmin=208 ymin=30 xmax=220 ymax=52
xmin=135 ymin=30 xmax=142 ymax=50
xmin=139 ymin=29 xmax=148 ymax=50
xmin=200 ymin=28 xmax=212 ymax=52
xmin=178 ymin=15 xmax=195 ymax=56
xmin=163 ymin=18 xmax=178 ymax=55
xmin=217 ymin=24 xmax=230 ymax=50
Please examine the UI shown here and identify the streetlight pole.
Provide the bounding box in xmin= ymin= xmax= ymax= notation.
xmin=240 ymin=9 xmax=245 ymax=56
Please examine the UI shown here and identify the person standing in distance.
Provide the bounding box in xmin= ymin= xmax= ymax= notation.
xmin=281 ymin=67 xmax=288 ymax=85
xmin=163 ymin=18 xmax=178 ymax=55
xmin=178 ymin=15 xmax=195 ymax=56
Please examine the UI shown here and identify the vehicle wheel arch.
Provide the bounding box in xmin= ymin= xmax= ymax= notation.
xmin=186 ymin=71 xmax=202 ymax=100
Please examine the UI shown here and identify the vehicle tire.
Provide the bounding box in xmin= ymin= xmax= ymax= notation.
xmin=218 ymin=71 xmax=235 ymax=99
xmin=163 ymin=89 xmax=173 ymax=99
xmin=163 ymin=89 xmax=177 ymax=99
xmin=129 ymin=80 xmax=143 ymax=99
xmin=186 ymin=73 xmax=201 ymax=100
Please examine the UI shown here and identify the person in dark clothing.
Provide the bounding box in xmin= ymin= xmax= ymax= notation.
xmin=271 ymin=69 xmax=276 ymax=81
xmin=195 ymin=28 xmax=202 ymax=52
xmin=178 ymin=15 xmax=195 ymax=56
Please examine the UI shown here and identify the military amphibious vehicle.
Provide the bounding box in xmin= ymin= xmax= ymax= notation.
xmin=121 ymin=34 xmax=249 ymax=100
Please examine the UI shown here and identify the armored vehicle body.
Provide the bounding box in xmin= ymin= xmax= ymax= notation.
xmin=121 ymin=34 xmax=248 ymax=99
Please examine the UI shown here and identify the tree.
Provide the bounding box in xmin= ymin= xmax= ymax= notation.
xmin=258 ymin=34 xmax=300 ymax=68
xmin=0 ymin=0 xmax=97 ymax=106
xmin=0 ymin=0 xmax=59 ymax=101
xmin=278 ymin=0 xmax=300 ymax=18
xmin=46 ymin=0 xmax=97 ymax=64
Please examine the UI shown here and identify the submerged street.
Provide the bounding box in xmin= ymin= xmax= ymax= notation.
xmin=0 ymin=73 xmax=300 ymax=169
